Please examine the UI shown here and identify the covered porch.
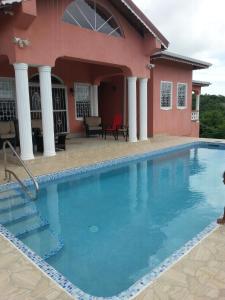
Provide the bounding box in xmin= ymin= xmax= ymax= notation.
xmin=0 ymin=55 xmax=150 ymax=160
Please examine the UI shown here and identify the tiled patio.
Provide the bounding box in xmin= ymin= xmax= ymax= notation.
xmin=0 ymin=135 xmax=225 ymax=300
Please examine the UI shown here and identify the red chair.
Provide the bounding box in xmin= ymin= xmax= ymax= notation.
xmin=104 ymin=114 xmax=123 ymax=140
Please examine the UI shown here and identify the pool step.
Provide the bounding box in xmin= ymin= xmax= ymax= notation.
xmin=0 ymin=202 xmax=37 ymax=225
xmin=5 ymin=214 xmax=49 ymax=237
xmin=20 ymin=227 xmax=64 ymax=260
xmin=0 ymin=189 xmax=21 ymax=201
xmin=0 ymin=195 xmax=30 ymax=213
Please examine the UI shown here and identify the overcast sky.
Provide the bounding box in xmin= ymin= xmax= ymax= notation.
xmin=133 ymin=0 xmax=225 ymax=96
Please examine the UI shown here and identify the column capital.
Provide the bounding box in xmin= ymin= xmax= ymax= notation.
xmin=139 ymin=77 xmax=149 ymax=83
xmin=127 ymin=76 xmax=137 ymax=82
xmin=13 ymin=63 xmax=28 ymax=71
xmin=38 ymin=65 xmax=52 ymax=73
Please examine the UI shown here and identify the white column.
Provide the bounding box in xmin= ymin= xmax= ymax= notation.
xmin=196 ymin=94 xmax=200 ymax=121
xmin=123 ymin=77 xmax=127 ymax=126
xmin=14 ymin=63 xmax=34 ymax=160
xmin=38 ymin=66 xmax=56 ymax=157
xmin=90 ymin=86 xmax=94 ymax=116
xmin=93 ymin=85 xmax=99 ymax=117
xmin=196 ymin=94 xmax=200 ymax=111
xmin=127 ymin=77 xmax=137 ymax=142
xmin=139 ymin=78 xmax=148 ymax=141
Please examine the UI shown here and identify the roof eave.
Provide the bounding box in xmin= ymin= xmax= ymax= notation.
xmin=151 ymin=53 xmax=212 ymax=70
xmin=119 ymin=0 xmax=169 ymax=49
xmin=192 ymin=80 xmax=211 ymax=87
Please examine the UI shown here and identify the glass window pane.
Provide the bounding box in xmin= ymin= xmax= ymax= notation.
xmin=177 ymin=84 xmax=187 ymax=107
xmin=63 ymin=0 xmax=123 ymax=37
xmin=75 ymin=84 xmax=91 ymax=119
xmin=160 ymin=82 xmax=172 ymax=108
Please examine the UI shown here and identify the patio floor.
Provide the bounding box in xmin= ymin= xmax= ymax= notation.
xmin=0 ymin=135 xmax=225 ymax=300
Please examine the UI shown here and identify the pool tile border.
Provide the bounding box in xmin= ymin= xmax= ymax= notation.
xmin=0 ymin=140 xmax=224 ymax=300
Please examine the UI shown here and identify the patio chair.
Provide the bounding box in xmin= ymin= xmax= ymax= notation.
xmin=55 ymin=134 xmax=67 ymax=151
xmin=0 ymin=121 xmax=16 ymax=149
xmin=103 ymin=114 xmax=123 ymax=140
xmin=84 ymin=116 xmax=103 ymax=137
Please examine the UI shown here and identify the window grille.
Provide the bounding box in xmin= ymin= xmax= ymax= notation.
xmin=160 ymin=81 xmax=172 ymax=109
xmin=0 ymin=78 xmax=16 ymax=120
xmin=63 ymin=0 xmax=123 ymax=37
xmin=29 ymin=84 xmax=68 ymax=134
xmin=177 ymin=83 xmax=187 ymax=108
xmin=75 ymin=83 xmax=91 ymax=119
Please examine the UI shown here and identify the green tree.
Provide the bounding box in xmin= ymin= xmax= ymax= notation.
xmin=198 ymin=94 xmax=225 ymax=139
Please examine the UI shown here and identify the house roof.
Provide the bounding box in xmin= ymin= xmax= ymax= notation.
xmin=192 ymin=80 xmax=211 ymax=87
xmin=151 ymin=51 xmax=212 ymax=70
xmin=0 ymin=0 xmax=169 ymax=49
xmin=0 ymin=0 xmax=21 ymax=4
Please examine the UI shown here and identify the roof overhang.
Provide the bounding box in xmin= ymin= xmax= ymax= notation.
xmin=151 ymin=51 xmax=212 ymax=70
xmin=192 ymin=80 xmax=211 ymax=87
xmin=0 ymin=0 xmax=22 ymax=4
xmin=0 ymin=0 xmax=169 ymax=49
xmin=111 ymin=0 xmax=169 ymax=49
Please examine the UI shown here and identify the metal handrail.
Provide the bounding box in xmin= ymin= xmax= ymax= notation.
xmin=3 ymin=140 xmax=39 ymax=200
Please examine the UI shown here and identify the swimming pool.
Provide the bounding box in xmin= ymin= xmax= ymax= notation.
xmin=0 ymin=142 xmax=224 ymax=299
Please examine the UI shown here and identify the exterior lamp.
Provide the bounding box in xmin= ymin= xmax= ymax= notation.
xmin=13 ymin=36 xmax=31 ymax=48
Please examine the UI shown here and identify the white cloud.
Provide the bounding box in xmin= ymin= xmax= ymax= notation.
xmin=133 ymin=0 xmax=225 ymax=95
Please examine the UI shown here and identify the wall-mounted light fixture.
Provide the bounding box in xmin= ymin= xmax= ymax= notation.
xmin=12 ymin=36 xmax=31 ymax=48
xmin=146 ymin=63 xmax=155 ymax=70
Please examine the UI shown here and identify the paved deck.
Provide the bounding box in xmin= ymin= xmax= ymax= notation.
xmin=0 ymin=135 xmax=196 ymax=184
xmin=0 ymin=136 xmax=225 ymax=300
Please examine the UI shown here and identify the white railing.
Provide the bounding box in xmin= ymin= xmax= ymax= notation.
xmin=191 ymin=111 xmax=199 ymax=121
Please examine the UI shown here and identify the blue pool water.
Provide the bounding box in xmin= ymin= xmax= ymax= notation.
xmin=1 ymin=144 xmax=225 ymax=297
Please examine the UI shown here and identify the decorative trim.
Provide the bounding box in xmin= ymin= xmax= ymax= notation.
xmin=0 ymin=141 xmax=224 ymax=300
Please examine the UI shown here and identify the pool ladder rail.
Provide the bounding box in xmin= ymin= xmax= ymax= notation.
xmin=3 ymin=140 xmax=39 ymax=200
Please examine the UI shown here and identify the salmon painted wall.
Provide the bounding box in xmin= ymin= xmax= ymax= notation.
xmin=0 ymin=0 xmax=161 ymax=78
xmin=150 ymin=60 xmax=199 ymax=137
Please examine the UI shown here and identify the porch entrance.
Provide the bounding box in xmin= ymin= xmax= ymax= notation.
xmin=29 ymin=75 xmax=68 ymax=134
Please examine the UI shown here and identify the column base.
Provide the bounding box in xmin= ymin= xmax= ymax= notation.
xmin=140 ymin=137 xmax=148 ymax=141
xmin=129 ymin=138 xmax=138 ymax=143
xmin=21 ymin=154 xmax=35 ymax=161
xmin=44 ymin=151 xmax=56 ymax=157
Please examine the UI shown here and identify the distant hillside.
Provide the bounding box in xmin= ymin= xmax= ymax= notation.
xmin=198 ymin=94 xmax=225 ymax=139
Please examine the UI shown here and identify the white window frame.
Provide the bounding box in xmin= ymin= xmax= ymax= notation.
xmin=177 ymin=83 xmax=187 ymax=109
xmin=0 ymin=77 xmax=16 ymax=101
xmin=160 ymin=81 xmax=173 ymax=110
xmin=74 ymin=82 xmax=91 ymax=120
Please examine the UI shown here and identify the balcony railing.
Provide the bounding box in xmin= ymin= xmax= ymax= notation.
xmin=191 ymin=111 xmax=199 ymax=121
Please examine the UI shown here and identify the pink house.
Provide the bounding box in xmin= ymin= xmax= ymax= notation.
xmin=0 ymin=0 xmax=211 ymax=160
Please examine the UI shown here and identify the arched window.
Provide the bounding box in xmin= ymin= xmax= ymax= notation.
xmin=29 ymin=74 xmax=64 ymax=85
xmin=63 ymin=0 xmax=123 ymax=37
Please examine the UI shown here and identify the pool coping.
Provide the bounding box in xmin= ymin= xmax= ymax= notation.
xmin=0 ymin=140 xmax=224 ymax=300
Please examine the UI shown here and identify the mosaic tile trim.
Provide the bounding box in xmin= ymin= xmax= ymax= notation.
xmin=1 ymin=141 xmax=224 ymax=193
xmin=0 ymin=141 xmax=224 ymax=300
